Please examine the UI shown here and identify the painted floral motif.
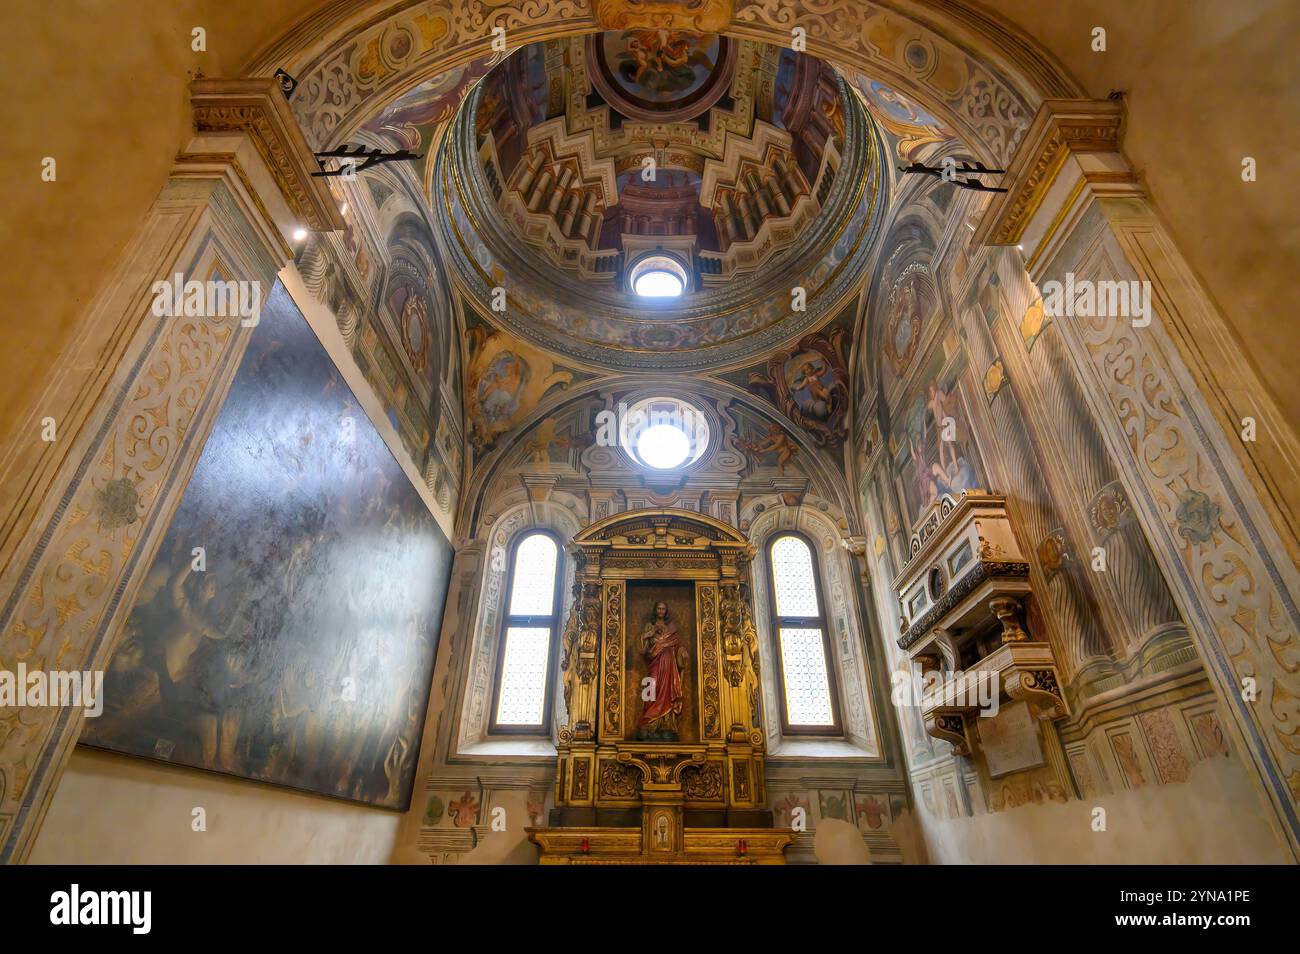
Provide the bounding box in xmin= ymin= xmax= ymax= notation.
xmin=1110 ymin=734 xmax=1146 ymax=789
xmin=773 ymin=792 xmax=811 ymax=829
xmin=855 ymin=793 xmax=888 ymax=829
xmin=1139 ymin=709 xmax=1191 ymax=785
xmin=1175 ymin=490 xmax=1221 ymax=544
xmin=449 ymin=791 xmax=480 ymax=827
xmin=93 ymin=477 xmax=140 ymax=530
xmin=1189 ymin=711 xmax=1231 ymax=759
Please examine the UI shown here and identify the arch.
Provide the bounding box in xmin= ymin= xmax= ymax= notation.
xmin=764 ymin=530 xmax=841 ymax=735
xmin=242 ymin=1 xmax=1084 ymax=168
xmin=459 ymin=374 xmax=861 ymax=537
xmin=456 ymin=500 xmax=584 ymax=753
xmin=746 ymin=502 xmax=881 ymax=757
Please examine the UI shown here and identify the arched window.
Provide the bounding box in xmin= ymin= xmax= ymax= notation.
xmin=490 ymin=530 xmax=564 ymax=734
xmin=766 ymin=533 xmax=841 ymax=735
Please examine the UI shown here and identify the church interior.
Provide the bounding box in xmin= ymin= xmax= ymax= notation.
xmin=1 ymin=0 xmax=1298 ymax=870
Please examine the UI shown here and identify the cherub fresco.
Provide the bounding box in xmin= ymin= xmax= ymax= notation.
xmin=737 ymin=423 xmax=798 ymax=474
xmin=748 ymin=327 xmax=850 ymax=448
xmin=465 ymin=324 xmax=574 ymax=453
xmin=788 ymin=356 xmax=836 ymax=420
xmin=522 ymin=417 xmax=576 ymax=466
xmin=615 ymin=30 xmax=715 ymax=96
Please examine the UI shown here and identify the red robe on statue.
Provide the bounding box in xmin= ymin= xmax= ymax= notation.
xmin=639 ymin=622 xmax=684 ymax=728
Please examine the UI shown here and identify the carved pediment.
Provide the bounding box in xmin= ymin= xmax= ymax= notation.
xmin=572 ymin=508 xmax=753 ymax=556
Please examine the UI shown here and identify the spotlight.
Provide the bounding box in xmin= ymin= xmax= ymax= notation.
xmin=292 ymin=228 xmax=308 ymax=242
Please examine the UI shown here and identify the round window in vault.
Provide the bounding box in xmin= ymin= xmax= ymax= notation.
xmin=620 ymin=396 xmax=709 ymax=470
xmin=628 ymin=254 xmax=688 ymax=298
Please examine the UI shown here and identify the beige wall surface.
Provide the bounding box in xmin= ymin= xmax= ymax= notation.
xmin=902 ymin=756 xmax=1290 ymax=865
xmin=29 ymin=748 xmax=399 ymax=864
xmin=0 ymin=0 xmax=315 ymax=435
xmin=987 ymin=0 xmax=1300 ymax=423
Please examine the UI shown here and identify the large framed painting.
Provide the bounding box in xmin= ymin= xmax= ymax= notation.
xmin=81 ymin=283 xmax=453 ymax=809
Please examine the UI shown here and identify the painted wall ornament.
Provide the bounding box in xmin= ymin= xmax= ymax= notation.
xmin=593 ymin=0 xmax=733 ymax=33
xmin=1175 ymin=490 xmax=1221 ymax=545
xmin=588 ymin=31 xmax=735 ymax=123
xmin=983 ymin=359 xmax=1006 ymax=403
xmin=522 ymin=416 xmax=578 ymax=466
xmin=883 ymin=263 xmax=929 ymax=375
xmin=853 ymin=79 xmax=950 ymax=160
xmin=891 ymin=347 xmax=984 ymax=525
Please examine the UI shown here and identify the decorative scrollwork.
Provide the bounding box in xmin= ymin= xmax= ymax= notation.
xmin=926 ymin=712 xmax=970 ymax=756
xmin=1005 ymin=667 xmax=1065 ymax=721
xmin=598 ymin=759 xmax=642 ymax=799
xmin=603 ymin=582 xmax=624 ymax=736
xmin=699 ymin=586 xmax=721 ymax=738
xmin=681 ymin=762 xmax=725 ymax=800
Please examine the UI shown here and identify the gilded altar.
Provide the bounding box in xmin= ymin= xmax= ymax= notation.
xmin=528 ymin=508 xmax=791 ymax=864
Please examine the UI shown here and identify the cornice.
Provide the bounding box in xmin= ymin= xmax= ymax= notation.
xmin=190 ymin=78 xmax=346 ymax=233
xmin=973 ymin=98 xmax=1125 ymax=247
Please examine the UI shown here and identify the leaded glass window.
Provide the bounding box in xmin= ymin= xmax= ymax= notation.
xmin=767 ymin=534 xmax=840 ymax=734
xmin=491 ymin=531 xmax=563 ymax=732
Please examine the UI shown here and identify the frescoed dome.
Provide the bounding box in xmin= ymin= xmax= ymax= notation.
xmin=433 ymin=32 xmax=886 ymax=371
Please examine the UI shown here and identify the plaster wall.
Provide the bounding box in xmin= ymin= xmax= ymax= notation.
xmin=30 ymin=748 xmax=399 ymax=864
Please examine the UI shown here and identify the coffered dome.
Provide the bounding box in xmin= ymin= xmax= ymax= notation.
xmin=434 ymin=32 xmax=886 ymax=371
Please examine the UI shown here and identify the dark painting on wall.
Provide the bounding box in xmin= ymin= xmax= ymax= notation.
xmin=81 ymin=282 xmax=453 ymax=809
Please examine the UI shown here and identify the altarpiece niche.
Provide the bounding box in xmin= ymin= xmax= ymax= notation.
xmin=529 ymin=509 xmax=791 ymax=863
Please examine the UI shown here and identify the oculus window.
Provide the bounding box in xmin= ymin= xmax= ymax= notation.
xmin=491 ymin=531 xmax=564 ymax=733
xmin=628 ymin=254 xmax=688 ymax=298
xmin=767 ymin=533 xmax=841 ymax=734
xmin=620 ymin=396 xmax=709 ymax=471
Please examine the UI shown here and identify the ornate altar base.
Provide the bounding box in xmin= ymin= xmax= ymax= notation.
xmin=528 ymin=826 xmax=792 ymax=865
xmin=538 ymin=509 xmax=792 ymax=864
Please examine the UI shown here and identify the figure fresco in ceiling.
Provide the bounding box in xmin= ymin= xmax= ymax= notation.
xmin=522 ymin=416 xmax=578 ymax=467
xmin=612 ymin=31 xmax=718 ymax=98
xmin=465 ymin=322 xmax=574 ymax=453
xmin=883 ymin=264 xmax=932 ymax=378
xmin=889 ymin=347 xmax=984 ymax=526
xmin=748 ymin=328 xmax=851 ymax=448
xmin=384 ymin=216 xmax=451 ymax=405
xmin=364 ymin=57 xmax=497 ymax=154
xmin=853 ymin=78 xmax=951 ymax=160
xmin=737 ymin=421 xmax=799 ymax=475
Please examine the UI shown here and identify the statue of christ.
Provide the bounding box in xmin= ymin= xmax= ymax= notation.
xmin=636 ymin=601 xmax=690 ymax=741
